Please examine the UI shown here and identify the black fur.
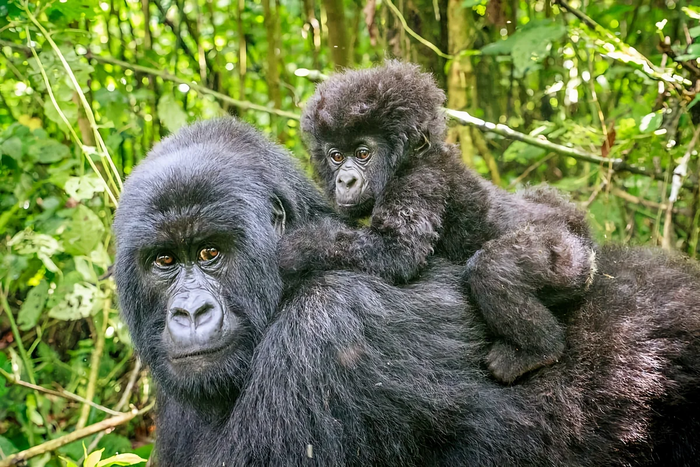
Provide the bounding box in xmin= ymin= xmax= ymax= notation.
xmin=114 ymin=118 xmax=700 ymax=466
xmin=290 ymin=60 xmax=597 ymax=383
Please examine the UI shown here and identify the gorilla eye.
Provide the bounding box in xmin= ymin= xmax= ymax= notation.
xmin=329 ymin=150 xmax=344 ymax=164
xmin=355 ymin=147 xmax=371 ymax=161
xmin=154 ymin=254 xmax=175 ymax=268
xmin=198 ymin=247 xmax=220 ymax=262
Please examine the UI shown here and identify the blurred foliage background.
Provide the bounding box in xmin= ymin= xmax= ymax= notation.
xmin=1 ymin=0 xmax=700 ymax=464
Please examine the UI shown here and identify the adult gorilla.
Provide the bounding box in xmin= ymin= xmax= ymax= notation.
xmin=114 ymin=118 xmax=700 ymax=466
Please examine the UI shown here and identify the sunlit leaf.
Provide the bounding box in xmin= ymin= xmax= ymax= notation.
xmin=62 ymin=205 xmax=105 ymax=256
xmin=64 ymin=174 xmax=106 ymax=201
xmin=157 ymin=94 xmax=189 ymax=133
xmin=95 ymin=453 xmax=147 ymax=467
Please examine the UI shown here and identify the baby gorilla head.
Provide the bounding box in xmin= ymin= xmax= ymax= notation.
xmin=114 ymin=118 xmax=326 ymax=400
xmin=301 ymin=60 xmax=447 ymax=217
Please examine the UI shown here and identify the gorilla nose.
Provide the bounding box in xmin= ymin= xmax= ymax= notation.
xmin=167 ymin=293 xmax=224 ymax=347
xmin=337 ymin=173 xmax=358 ymax=189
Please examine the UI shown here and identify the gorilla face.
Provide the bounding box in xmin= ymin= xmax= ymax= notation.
xmin=318 ymin=134 xmax=395 ymax=218
xmin=114 ymin=142 xmax=286 ymax=400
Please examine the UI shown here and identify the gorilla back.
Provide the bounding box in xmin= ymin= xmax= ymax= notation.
xmin=114 ymin=118 xmax=700 ymax=466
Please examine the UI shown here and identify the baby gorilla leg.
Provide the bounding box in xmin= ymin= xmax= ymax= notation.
xmin=463 ymin=226 xmax=596 ymax=384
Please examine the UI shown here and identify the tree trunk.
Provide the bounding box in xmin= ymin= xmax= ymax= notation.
xmin=321 ymin=0 xmax=349 ymax=68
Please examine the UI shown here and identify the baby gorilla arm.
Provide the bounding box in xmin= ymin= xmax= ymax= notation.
xmin=464 ymin=223 xmax=596 ymax=384
xmin=278 ymin=164 xmax=449 ymax=283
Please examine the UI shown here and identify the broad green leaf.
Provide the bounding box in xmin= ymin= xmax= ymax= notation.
xmin=43 ymin=99 xmax=78 ymax=132
xmin=95 ymin=453 xmax=147 ymax=467
xmin=157 ymin=94 xmax=189 ymax=133
xmin=482 ymin=21 xmax=566 ymax=75
xmin=18 ymin=280 xmax=49 ymax=331
xmin=62 ymin=205 xmax=105 ymax=256
xmin=64 ymin=174 xmax=106 ymax=201
xmin=0 ymin=435 xmax=18 ymax=456
xmin=690 ymin=26 xmax=700 ymax=39
xmin=60 ymin=458 xmax=79 ymax=467
xmin=1 ymin=136 xmax=23 ymax=159
xmin=48 ymin=282 xmax=99 ymax=321
xmin=28 ymin=139 xmax=70 ymax=164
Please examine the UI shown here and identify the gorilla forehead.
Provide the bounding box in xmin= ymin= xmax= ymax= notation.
xmin=116 ymin=147 xmax=269 ymax=248
xmin=301 ymin=60 xmax=448 ymax=141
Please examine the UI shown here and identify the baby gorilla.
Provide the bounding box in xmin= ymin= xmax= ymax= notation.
xmin=281 ymin=61 xmax=596 ymax=384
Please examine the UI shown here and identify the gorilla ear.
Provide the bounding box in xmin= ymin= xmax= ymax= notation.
xmin=271 ymin=194 xmax=287 ymax=236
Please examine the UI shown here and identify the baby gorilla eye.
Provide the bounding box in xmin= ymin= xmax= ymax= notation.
xmin=155 ymin=253 xmax=175 ymax=268
xmin=198 ymin=247 xmax=220 ymax=262
xmin=329 ymin=150 xmax=344 ymax=164
xmin=355 ymin=147 xmax=371 ymax=161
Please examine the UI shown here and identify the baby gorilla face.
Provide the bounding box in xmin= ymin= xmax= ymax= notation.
xmin=322 ymin=135 xmax=392 ymax=218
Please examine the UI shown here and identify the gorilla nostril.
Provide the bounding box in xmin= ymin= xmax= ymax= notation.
xmin=171 ymin=308 xmax=192 ymax=326
xmin=193 ymin=303 xmax=214 ymax=327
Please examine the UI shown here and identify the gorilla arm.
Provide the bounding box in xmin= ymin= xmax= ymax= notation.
xmin=278 ymin=164 xmax=449 ymax=284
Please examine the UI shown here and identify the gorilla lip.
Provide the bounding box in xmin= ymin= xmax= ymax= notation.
xmin=169 ymin=340 xmax=235 ymax=361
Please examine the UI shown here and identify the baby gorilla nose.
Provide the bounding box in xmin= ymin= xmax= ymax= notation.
xmin=335 ymin=169 xmax=365 ymax=205
xmin=167 ymin=291 xmax=224 ymax=349
xmin=337 ymin=172 xmax=358 ymax=189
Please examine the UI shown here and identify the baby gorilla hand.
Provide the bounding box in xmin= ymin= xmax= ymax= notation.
xmin=277 ymin=218 xmax=356 ymax=278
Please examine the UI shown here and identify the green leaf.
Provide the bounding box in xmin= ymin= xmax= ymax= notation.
xmin=8 ymin=230 xmax=63 ymax=273
xmin=0 ymin=435 xmax=18 ymax=457
xmin=64 ymin=174 xmax=106 ymax=201
xmin=74 ymin=256 xmax=98 ymax=282
xmin=28 ymin=139 xmax=71 ymax=164
xmin=674 ymin=43 xmax=700 ymax=62
xmin=84 ymin=448 xmax=105 ymax=467
xmin=61 ymin=205 xmax=105 ymax=256
xmin=95 ymin=453 xmax=146 ymax=467
xmin=639 ymin=111 xmax=663 ymax=133
xmin=481 ymin=21 xmax=566 ymax=75
xmin=1 ymin=136 xmax=24 ymax=159
xmin=689 ymin=25 xmax=700 ymax=39
xmin=18 ymin=280 xmax=50 ymax=331
xmin=682 ymin=6 xmax=700 ymax=19
xmin=503 ymin=141 xmax=546 ymax=163
xmin=60 ymin=458 xmax=79 ymax=467
xmin=47 ymin=282 xmax=99 ymax=321
xmin=157 ymin=94 xmax=189 ymax=133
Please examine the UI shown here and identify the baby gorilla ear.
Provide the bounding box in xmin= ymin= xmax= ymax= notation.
xmin=271 ymin=194 xmax=287 ymax=236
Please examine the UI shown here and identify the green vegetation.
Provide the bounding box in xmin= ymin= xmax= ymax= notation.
xmin=1 ymin=0 xmax=699 ymax=464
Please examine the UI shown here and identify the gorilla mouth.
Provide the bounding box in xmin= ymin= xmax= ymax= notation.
xmin=170 ymin=340 xmax=235 ymax=362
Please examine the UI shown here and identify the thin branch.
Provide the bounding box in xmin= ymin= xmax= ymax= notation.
xmin=82 ymin=358 xmax=143 ymax=463
xmin=445 ymin=108 xmax=698 ymax=190
xmin=86 ymin=53 xmax=301 ymax=120
xmin=663 ymin=125 xmax=700 ymax=250
xmin=0 ymin=368 xmax=121 ymax=416
xmin=507 ymin=153 xmax=556 ymax=189
xmin=0 ymin=404 xmax=153 ymax=467
xmin=76 ymin=295 xmax=112 ymax=429
xmin=383 ymin=0 xmax=453 ymax=59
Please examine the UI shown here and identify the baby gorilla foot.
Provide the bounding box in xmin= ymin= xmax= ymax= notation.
xmin=486 ymin=340 xmax=564 ymax=384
